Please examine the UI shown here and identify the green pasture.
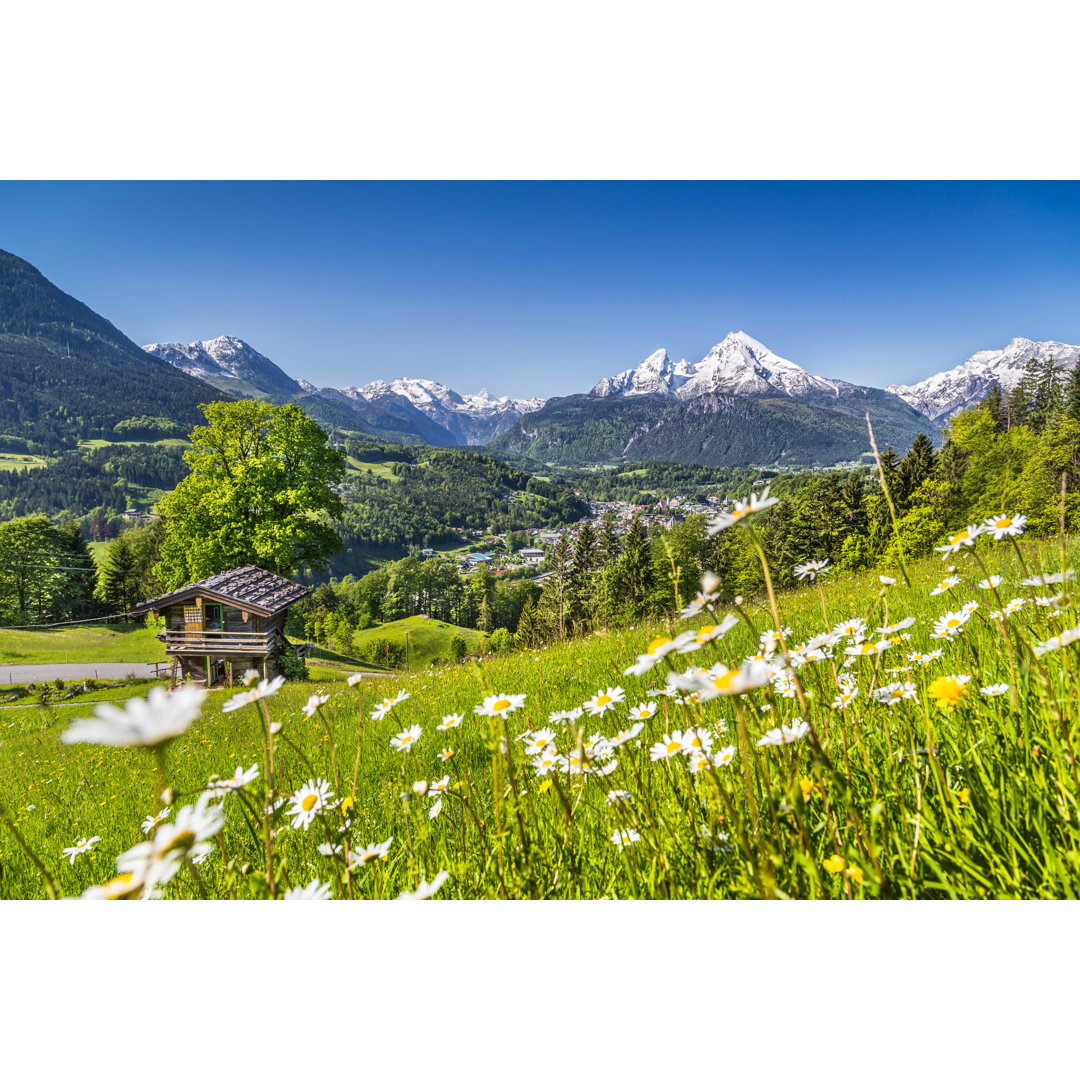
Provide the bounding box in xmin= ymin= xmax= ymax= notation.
xmin=1 ymin=535 xmax=1079 ymax=900
xmin=0 ymin=622 xmax=167 ymax=666
xmin=350 ymin=616 xmax=486 ymax=668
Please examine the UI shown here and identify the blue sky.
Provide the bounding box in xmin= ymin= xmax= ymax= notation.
xmin=2 ymin=181 xmax=1078 ymax=398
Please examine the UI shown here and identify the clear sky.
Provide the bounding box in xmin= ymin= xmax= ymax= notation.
xmin=2 ymin=181 xmax=1078 ymax=399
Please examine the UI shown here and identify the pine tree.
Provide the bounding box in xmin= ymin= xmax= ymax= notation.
xmin=899 ymin=432 xmax=938 ymax=500
xmin=1005 ymin=380 xmax=1031 ymax=430
xmin=982 ymin=383 xmax=1006 ymax=431
xmin=839 ymin=470 xmax=867 ymax=536
xmin=567 ymin=521 xmax=599 ymax=634
xmin=514 ymin=594 xmax=542 ymax=648
xmin=611 ymin=515 xmax=653 ymax=622
xmin=57 ymin=520 xmax=99 ymax=621
xmin=1066 ymin=360 xmax=1080 ymax=422
xmin=538 ymin=534 xmax=573 ymax=639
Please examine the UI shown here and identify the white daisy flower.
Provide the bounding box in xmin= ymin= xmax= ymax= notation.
xmin=397 ymin=870 xmax=450 ymax=900
xmin=583 ymin=686 xmax=625 ymax=716
xmin=832 ymin=691 xmax=857 ymax=710
xmin=301 ymin=693 xmax=330 ymax=718
xmin=223 ymin=675 xmax=285 ymax=713
xmin=284 ymin=880 xmax=333 ymax=900
xmin=833 ymin=617 xmax=868 ymax=641
xmin=932 ymin=609 xmax=972 ymax=638
xmin=844 ymin=639 xmax=892 ymax=658
xmin=437 ymin=713 xmax=464 ymax=731
xmin=61 ymin=685 xmax=206 ymax=748
xmin=116 ymin=792 xmax=224 ymax=890
xmin=624 ymin=635 xmax=679 ymax=676
xmin=611 ymin=722 xmax=645 ymax=746
xmin=390 ymin=724 xmax=423 ymax=752
xmin=532 ymin=750 xmax=564 ymax=776
xmin=317 ymin=843 xmax=343 ymax=856
xmin=977 ymin=576 xmax=1004 ymax=590
xmin=628 ymin=702 xmax=657 ymax=721
xmin=879 ymin=575 xmax=897 ymax=585
xmin=62 ymin=836 xmax=101 ymax=865
xmin=794 ymin=558 xmax=832 ymax=581
xmin=1033 ymin=625 xmax=1080 ymax=658
xmin=350 ymin=838 xmax=394 ymax=867
xmin=876 ymin=616 xmax=915 ymax=635
xmin=1021 ymin=570 xmax=1074 ymax=587
xmin=606 ymin=790 xmax=633 ymax=803
xmin=286 ymin=778 xmax=335 ymax=830
xmin=712 ymin=745 xmax=736 ymax=766
xmin=474 ymin=693 xmax=526 ymax=718
xmin=650 ymin=730 xmax=689 ymax=761
xmin=428 ymin=775 xmax=451 ymax=796
xmin=930 ymin=575 xmax=962 ymax=596
xmin=980 ymin=683 xmax=1010 ymax=697
xmin=346 ymin=672 xmax=365 ymax=686
xmin=706 ymin=487 xmax=779 ymax=535
xmin=438 ymin=748 xmax=455 ymax=761
xmin=983 ymin=513 xmax=1026 ymax=539
xmin=141 ymin=806 xmax=171 ymax=834
xmin=1004 ymin=597 xmax=1027 ymax=614
xmin=873 ymin=681 xmax=919 ymax=706
xmin=757 ymin=720 xmax=811 ymax=747
xmin=679 ymin=572 xmax=723 ymax=619
xmin=935 ymin=525 xmax=984 ymax=557
xmin=209 ymin=763 xmax=260 ymax=797
xmin=523 ymin=728 xmax=558 ymax=755
xmin=610 ymin=828 xmax=641 ymax=849
xmin=548 ymin=706 xmax=584 ymax=724
xmin=428 ymin=799 xmax=443 ymax=820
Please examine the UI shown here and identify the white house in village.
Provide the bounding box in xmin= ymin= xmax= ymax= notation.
xmin=518 ymin=547 xmax=545 ymax=566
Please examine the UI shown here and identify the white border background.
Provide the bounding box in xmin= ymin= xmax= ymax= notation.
xmin=3 ymin=0 xmax=1078 ymax=1073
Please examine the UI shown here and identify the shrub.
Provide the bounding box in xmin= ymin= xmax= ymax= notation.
xmin=276 ymin=648 xmax=309 ymax=682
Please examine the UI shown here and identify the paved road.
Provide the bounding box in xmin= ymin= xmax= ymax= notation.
xmin=0 ymin=662 xmax=165 ymax=684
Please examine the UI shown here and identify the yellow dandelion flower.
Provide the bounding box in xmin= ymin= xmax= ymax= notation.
xmin=799 ymin=777 xmax=816 ymax=801
xmin=928 ymin=675 xmax=971 ymax=712
xmin=822 ymin=854 xmax=846 ymax=874
xmin=844 ymin=865 xmax=864 ymax=884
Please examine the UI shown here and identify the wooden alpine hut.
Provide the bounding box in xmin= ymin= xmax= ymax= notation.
xmin=133 ymin=565 xmax=310 ymax=687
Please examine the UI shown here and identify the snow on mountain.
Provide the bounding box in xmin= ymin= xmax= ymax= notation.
xmin=676 ymin=331 xmax=846 ymax=400
xmin=143 ymin=335 xmax=300 ymax=397
xmin=591 ymin=332 xmax=849 ymax=402
xmin=886 ymin=338 xmax=1080 ymax=421
xmin=342 ymin=377 xmax=545 ymax=444
xmin=591 ymin=349 xmax=693 ymax=397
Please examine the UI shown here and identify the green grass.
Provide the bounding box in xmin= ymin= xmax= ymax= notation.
xmin=350 ymin=616 xmax=486 ymax=668
xmin=78 ymin=437 xmax=190 ymax=450
xmin=0 ymin=452 xmax=46 ymax=471
xmin=0 ymin=622 xmax=166 ymax=665
xmin=344 ymin=456 xmax=401 ymax=481
xmin=2 ymin=532 xmax=1079 ymax=900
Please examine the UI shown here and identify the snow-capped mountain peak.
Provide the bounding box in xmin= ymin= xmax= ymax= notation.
xmin=143 ymin=335 xmax=300 ymax=397
xmin=886 ymin=337 xmax=1080 ymax=420
xmin=591 ymin=332 xmax=846 ymax=402
xmin=591 ymin=348 xmax=693 ymax=397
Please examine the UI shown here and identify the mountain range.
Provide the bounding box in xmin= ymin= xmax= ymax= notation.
xmin=4 ymin=246 xmax=1078 ymax=469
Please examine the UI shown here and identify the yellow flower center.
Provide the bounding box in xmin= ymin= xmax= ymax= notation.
xmin=302 ymin=793 xmax=319 ymax=812
xmin=690 ymin=735 xmax=703 ymax=747
xmin=667 ymin=741 xmax=681 ymax=754
xmin=697 ymin=627 xmax=715 ymax=642
xmin=493 ymin=698 xmax=511 ymax=712
xmin=597 ymin=694 xmax=612 ymax=707
xmin=952 ymin=531 xmax=968 ymax=543
xmin=996 ymin=518 xmax=1012 ymax=528
xmin=647 ymin=637 xmax=672 ymax=654
xmin=946 ymin=619 xmax=960 ymax=628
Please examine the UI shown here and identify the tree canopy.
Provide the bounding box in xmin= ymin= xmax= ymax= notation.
xmin=155 ymin=401 xmax=345 ymax=587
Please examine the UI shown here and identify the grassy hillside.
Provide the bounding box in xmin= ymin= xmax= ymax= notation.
xmin=349 ymin=616 xmax=486 ymax=668
xmin=1 ymin=528 xmax=1078 ymax=900
xmin=0 ymin=622 xmax=166 ymax=666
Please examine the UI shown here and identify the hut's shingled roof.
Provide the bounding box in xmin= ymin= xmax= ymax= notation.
xmin=135 ymin=565 xmax=310 ymax=616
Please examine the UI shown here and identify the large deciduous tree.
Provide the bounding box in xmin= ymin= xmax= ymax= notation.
xmin=155 ymin=401 xmax=345 ymax=587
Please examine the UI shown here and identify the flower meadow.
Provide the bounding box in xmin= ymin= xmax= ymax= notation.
xmin=1 ymin=498 xmax=1079 ymax=900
